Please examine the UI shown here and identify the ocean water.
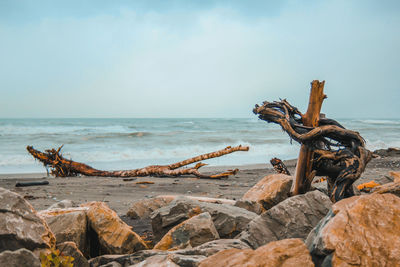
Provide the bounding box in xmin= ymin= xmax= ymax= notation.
xmin=0 ymin=118 xmax=399 ymax=174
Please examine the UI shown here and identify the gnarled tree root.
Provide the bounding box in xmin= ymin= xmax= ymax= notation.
xmin=27 ymin=145 xmax=249 ymax=179
xmin=254 ymin=98 xmax=372 ymax=202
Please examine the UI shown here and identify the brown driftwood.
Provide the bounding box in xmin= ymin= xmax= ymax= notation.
xmin=293 ymin=80 xmax=326 ymax=195
xmin=27 ymin=145 xmax=249 ymax=179
xmin=253 ymin=80 xmax=372 ymax=202
xmin=270 ymin=157 xmax=290 ymax=175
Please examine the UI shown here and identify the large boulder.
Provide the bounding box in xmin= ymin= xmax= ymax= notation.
xmin=0 ymin=187 xmax=55 ymax=254
xmin=241 ymin=173 xmax=293 ymax=211
xmin=151 ymin=197 xmax=257 ymax=241
xmin=0 ymin=248 xmax=41 ymax=267
xmin=38 ymin=207 xmax=88 ymax=256
xmin=306 ymin=193 xmax=400 ymax=266
xmin=238 ymin=190 xmax=332 ymax=249
xmin=199 ymin=238 xmax=314 ymax=267
xmin=154 ymin=212 xmax=219 ymax=250
xmin=57 ymin=241 xmax=89 ymax=267
xmin=89 ymin=239 xmax=250 ymax=267
xmin=81 ymin=202 xmax=147 ymax=255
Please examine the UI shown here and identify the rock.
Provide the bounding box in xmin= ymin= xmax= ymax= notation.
xmin=389 ymin=171 xmax=400 ymax=183
xmin=127 ymin=196 xmax=175 ymax=219
xmin=199 ymin=238 xmax=314 ymax=267
xmin=39 ymin=208 xmax=88 ymax=256
xmin=89 ymin=251 xmax=167 ymax=267
xmin=57 ymin=241 xmax=89 ymax=267
xmin=151 ymin=197 xmax=257 ymax=241
xmin=0 ymin=187 xmax=55 ymax=254
xmin=238 ymin=190 xmax=332 ymax=249
xmin=373 ymin=147 xmax=400 ymax=157
xmin=0 ymin=248 xmax=41 ymax=267
xmin=178 ymin=239 xmax=251 ymax=257
xmin=234 ymin=199 xmax=263 ymax=214
xmin=129 ymin=255 xmax=179 ymax=267
xmin=99 ymin=262 xmax=122 ymax=267
xmin=154 ymin=212 xmax=219 ymax=250
xmin=47 ymin=199 xmax=75 ymax=210
xmin=372 ymin=182 xmax=400 ymax=197
xmin=127 ymin=195 xmax=236 ymax=220
xmin=306 ymin=193 xmax=400 ymax=266
xmin=81 ymin=202 xmax=147 ymax=255
xmin=89 ymin=239 xmax=250 ymax=267
xmin=130 ymin=254 xmax=207 ymax=267
xmin=242 ymin=173 xmax=293 ymax=211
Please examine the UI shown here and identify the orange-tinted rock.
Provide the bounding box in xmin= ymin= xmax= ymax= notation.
xmin=81 ymin=202 xmax=147 ymax=255
xmin=242 ymin=173 xmax=293 ymax=211
xmin=372 ymin=182 xmax=400 ymax=197
xmin=154 ymin=212 xmax=219 ymax=250
xmin=307 ymin=193 xmax=400 ymax=266
xmin=199 ymin=238 xmax=313 ymax=267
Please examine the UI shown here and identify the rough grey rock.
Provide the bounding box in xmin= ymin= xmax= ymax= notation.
xmin=151 ymin=197 xmax=257 ymax=241
xmin=177 ymin=239 xmax=251 ymax=257
xmin=154 ymin=212 xmax=219 ymax=250
xmin=0 ymin=187 xmax=55 ymax=253
xmin=57 ymin=241 xmax=89 ymax=267
xmin=90 ymin=239 xmax=250 ymax=267
xmin=238 ymin=190 xmax=332 ymax=249
xmin=99 ymin=262 xmax=122 ymax=267
xmin=47 ymin=199 xmax=75 ymax=210
xmin=128 ymin=255 xmax=180 ymax=267
xmin=44 ymin=210 xmax=88 ymax=256
xmin=234 ymin=199 xmax=263 ymax=214
xmin=0 ymin=248 xmax=41 ymax=267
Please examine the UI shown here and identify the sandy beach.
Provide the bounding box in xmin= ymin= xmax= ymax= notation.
xmin=1 ymin=155 xmax=398 ymax=216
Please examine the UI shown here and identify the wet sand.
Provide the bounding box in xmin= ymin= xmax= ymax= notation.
xmin=0 ymin=157 xmax=399 ymax=215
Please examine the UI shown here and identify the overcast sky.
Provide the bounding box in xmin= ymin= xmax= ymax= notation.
xmin=0 ymin=0 xmax=399 ymax=118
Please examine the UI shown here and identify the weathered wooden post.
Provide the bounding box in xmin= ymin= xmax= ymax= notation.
xmin=291 ymin=80 xmax=326 ymax=195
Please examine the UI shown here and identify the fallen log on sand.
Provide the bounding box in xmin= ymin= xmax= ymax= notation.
xmin=27 ymin=145 xmax=249 ymax=179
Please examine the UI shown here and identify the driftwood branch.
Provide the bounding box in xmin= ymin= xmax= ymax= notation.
xmin=27 ymin=145 xmax=249 ymax=179
xmin=253 ymin=81 xmax=372 ymax=202
xmin=270 ymin=158 xmax=290 ymax=175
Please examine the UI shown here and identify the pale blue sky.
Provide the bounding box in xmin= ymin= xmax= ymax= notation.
xmin=0 ymin=0 xmax=399 ymax=118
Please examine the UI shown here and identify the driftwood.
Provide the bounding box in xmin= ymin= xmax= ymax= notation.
xmin=27 ymin=145 xmax=249 ymax=179
xmin=254 ymin=80 xmax=372 ymax=202
xmin=270 ymin=157 xmax=290 ymax=175
xmin=15 ymin=181 xmax=49 ymax=187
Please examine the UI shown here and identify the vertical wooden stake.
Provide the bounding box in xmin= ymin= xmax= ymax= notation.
xmin=291 ymin=80 xmax=326 ymax=195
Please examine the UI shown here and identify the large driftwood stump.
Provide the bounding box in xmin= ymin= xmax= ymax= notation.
xmin=27 ymin=145 xmax=249 ymax=179
xmin=253 ymin=80 xmax=372 ymax=202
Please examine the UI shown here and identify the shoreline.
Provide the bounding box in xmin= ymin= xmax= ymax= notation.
xmin=0 ymin=156 xmax=398 ymax=215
